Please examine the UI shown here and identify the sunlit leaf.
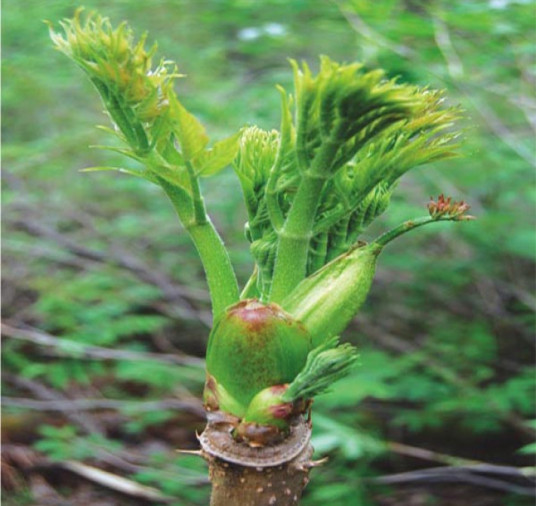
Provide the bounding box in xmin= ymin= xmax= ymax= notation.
xmin=169 ymin=94 xmax=209 ymax=162
xmin=194 ymin=130 xmax=242 ymax=177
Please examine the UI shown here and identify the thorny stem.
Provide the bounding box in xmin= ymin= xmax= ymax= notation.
xmin=207 ymin=447 xmax=313 ymax=506
xmin=200 ymin=419 xmax=315 ymax=506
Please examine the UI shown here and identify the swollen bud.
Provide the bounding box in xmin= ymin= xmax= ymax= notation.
xmin=205 ymin=300 xmax=312 ymax=418
xmin=234 ymin=384 xmax=305 ymax=446
xmin=282 ymin=243 xmax=381 ymax=347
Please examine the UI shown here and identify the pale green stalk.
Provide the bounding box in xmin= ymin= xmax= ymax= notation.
xmin=374 ymin=215 xmax=470 ymax=248
xmin=155 ymin=170 xmax=239 ymax=320
xmin=270 ymin=134 xmax=341 ymax=301
xmin=269 ymin=173 xmax=326 ymax=302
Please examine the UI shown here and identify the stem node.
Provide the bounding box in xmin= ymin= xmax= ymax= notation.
xmin=201 ymin=418 xmax=314 ymax=506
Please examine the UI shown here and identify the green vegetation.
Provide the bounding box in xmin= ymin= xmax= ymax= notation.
xmin=3 ymin=1 xmax=535 ymax=505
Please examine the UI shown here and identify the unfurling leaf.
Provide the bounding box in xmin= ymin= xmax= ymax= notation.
xmin=194 ymin=130 xmax=242 ymax=177
xmin=283 ymin=336 xmax=358 ymax=401
xmin=48 ymin=9 xmax=181 ymax=154
xmin=169 ymin=94 xmax=209 ymax=162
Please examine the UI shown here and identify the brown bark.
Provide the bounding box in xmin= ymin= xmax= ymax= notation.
xmin=199 ymin=417 xmax=314 ymax=506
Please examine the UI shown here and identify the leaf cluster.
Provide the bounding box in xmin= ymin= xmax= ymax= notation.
xmin=234 ymin=57 xmax=460 ymax=299
xmin=5 ymin=1 xmax=535 ymax=504
xmin=49 ymin=10 xmax=241 ymax=223
xmin=49 ymin=11 xmax=463 ymax=310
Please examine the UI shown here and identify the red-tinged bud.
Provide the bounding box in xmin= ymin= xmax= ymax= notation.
xmin=233 ymin=421 xmax=286 ymax=447
xmin=234 ymin=383 xmax=312 ymax=446
xmin=428 ymin=194 xmax=473 ymax=220
xmin=244 ymin=385 xmax=293 ymax=425
xmin=205 ymin=300 xmax=312 ymax=418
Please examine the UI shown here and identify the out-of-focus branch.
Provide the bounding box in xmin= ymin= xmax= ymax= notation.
xmin=4 ymin=374 xmax=104 ymax=435
xmin=1 ymin=322 xmax=205 ymax=368
xmin=430 ymin=12 xmax=535 ymax=167
xmin=388 ymin=441 xmax=536 ymax=478
xmin=2 ymin=238 xmax=204 ymax=325
xmin=432 ymin=12 xmax=535 ymax=165
xmin=2 ymin=444 xmax=182 ymax=503
xmin=458 ymin=85 xmax=536 ymax=167
xmin=369 ymin=465 xmax=536 ymax=496
xmin=386 ymin=440 xmax=536 ymax=494
xmin=334 ymin=2 xmax=416 ymax=59
xmin=358 ymin=319 xmax=536 ymax=439
xmin=483 ymin=84 xmax=536 ymax=133
xmin=7 ymin=215 xmax=212 ymax=326
xmin=3 ymin=374 xmax=206 ymax=480
xmin=2 ymin=396 xmax=205 ymax=417
xmin=432 ymin=16 xmax=464 ymax=79
xmin=59 ymin=460 xmax=173 ymax=503
xmin=333 ymin=0 xmax=536 ymax=168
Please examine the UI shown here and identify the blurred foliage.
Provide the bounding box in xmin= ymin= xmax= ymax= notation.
xmin=2 ymin=0 xmax=535 ymax=505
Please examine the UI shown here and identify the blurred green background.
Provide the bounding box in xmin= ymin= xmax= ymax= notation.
xmin=3 ymin=0 xmax=535 ymax=505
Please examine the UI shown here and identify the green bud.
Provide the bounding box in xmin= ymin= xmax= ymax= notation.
xmin=242 ymin=385 xmax=294 ymax=427
xmin=205 ymin=300 xmax=312 ymax=417
xmin=282 ymin=243 xmax=381 ymax=347
xmin=203 ymin=372 xmax=245 ymax=419
xmin=235 ymin=336 xmax=357 ymax=445
xmin=234 ymin=384 xmax=305 ymax=446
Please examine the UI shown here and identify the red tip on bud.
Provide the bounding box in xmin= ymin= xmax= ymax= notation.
xmin=269 ymin=403 xmax=293 ymax=420
xmin=427 ymin=194 xmax=475 ymax=221
xmin=227 ymin=299 xmax=293 ymax=332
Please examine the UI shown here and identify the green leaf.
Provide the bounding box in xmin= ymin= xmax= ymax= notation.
xmin=518 ymin=442 xmax=536 ymax=455
xmin=312 ymin=413 xmax=385 ymax=460
xmin=89 ymin=144 xmax=144 ymax=163
xmin=283 ymin=336 xmax=358 ymax=401
xmin=169 ymin=95 xmax=209 ymax=162
xmin=80 ymin=166 xmax=159 ymax=184
xmin=80 ymin=166 xmax=137 ymax=175
xmin=146 ymin=156 xmax=192 ymax=194
xmin=79 ymin=166 xmax=124 ymax=172
xmin=193 ymin=130 xmax=242 ymax=177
